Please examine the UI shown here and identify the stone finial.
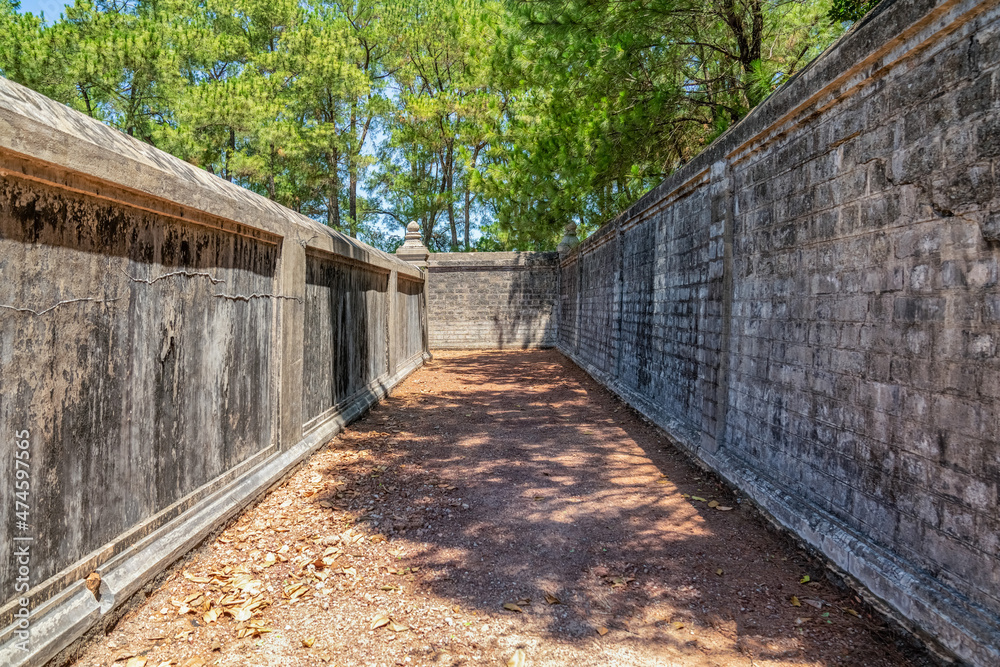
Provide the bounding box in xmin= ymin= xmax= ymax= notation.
xmin=396 ymin=220 xmax=429 ymax=267
xmin=556 ymin=222 xmax=580 ymax=255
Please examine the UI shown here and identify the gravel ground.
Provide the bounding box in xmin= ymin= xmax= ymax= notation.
xmin=69 ymin=350 xmax=929 ymax=667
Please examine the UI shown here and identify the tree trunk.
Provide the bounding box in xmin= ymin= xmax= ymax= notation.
xmin=464 ymin=144 xmax=482 ymax=251
xmin=267 ymin=142 xmax=276 ymax=200
xmin=349 ymin=107 xmax=358 ymax=236
xmin=720 ymin=0 xmax=765 ymax=107
xmin=349 ymin=167 xmax=358 ymax=236
xmin=422 ymin=212 xmax=437 ymax=247
xmin=78 ymin=84 xmax=93 ymax=117
xmin=327 ymin=147 xmax=341 ymax=230
xmin=223 ymin=127 xmax=235 ymax=183
xmin=446 ymin=143 xmax=457 ymax=250
xmin=463 ymin=186 xmax=471 ymax=251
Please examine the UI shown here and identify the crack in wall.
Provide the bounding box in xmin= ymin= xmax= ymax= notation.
xmin=0 ymin=296 xmax=124 ymax=317
xmin=119 ymin=268 xmax=227 ymax=286
xmin=213 ymin=293 xmax=300 ymax=302
xmin=0 ymin=265 xmax=299 ymax=316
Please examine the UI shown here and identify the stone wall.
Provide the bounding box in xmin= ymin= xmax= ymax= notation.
xmin=558 ymin=0 xmax=1000 ymax=664
xmin=302 ymin=256 xmax=390 ymax=427
xmin=426 ymin=252 xmax=558 ymax=349
xmin=0 ymin=77 xmax=428 ymax=666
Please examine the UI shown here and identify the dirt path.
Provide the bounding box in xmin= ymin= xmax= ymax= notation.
xmin=70 ymin=350 xmax=927 ymax=667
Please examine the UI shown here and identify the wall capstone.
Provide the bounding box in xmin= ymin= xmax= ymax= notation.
xmin=396 ymin=220 xmax=429 ymax=268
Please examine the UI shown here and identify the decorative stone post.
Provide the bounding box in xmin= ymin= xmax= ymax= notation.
xmin=556 ymin=221 xmax=580 ymax=255
xmin=396 ymin=220 xmax=429 ymax=268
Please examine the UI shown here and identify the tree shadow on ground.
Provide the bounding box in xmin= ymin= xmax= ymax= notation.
xmin=312 ymin=349 xmax=925 ymax=666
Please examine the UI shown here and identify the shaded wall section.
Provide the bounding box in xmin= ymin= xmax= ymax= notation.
xmin=302 ymin=255 xmax=390 ymax=427
xmin=558 ymin=0 xmax=1000 ymax=664
xmin=0 ymin=75 xmax=428 ymax=666
xmin=395 ymin=274 xmax=426 ymax=363
xmin=426 ymin=252 xmax=558 ymax=349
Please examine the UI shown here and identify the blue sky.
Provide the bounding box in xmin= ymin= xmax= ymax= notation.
xmin=17 ymin=0 xmax=70 ymax=21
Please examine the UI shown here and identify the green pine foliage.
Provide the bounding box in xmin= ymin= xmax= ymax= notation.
xmin=1 ymin=0 xmax=848 ymax=250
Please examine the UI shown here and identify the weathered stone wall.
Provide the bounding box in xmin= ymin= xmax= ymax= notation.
xmin=0 ymin=175 xmax=279 ymax=593
xmin=558 ymin=0 xmax=1000 ymax=664
xmin=0 ymin=77 xmax=427 ymax=666
xmin=302 ymin=255 xmax=390 ymax=427
xmin=395 ymin=275 xmax=426 ymax=363
xmin=426 ymin=252 xmax=558 ymax=349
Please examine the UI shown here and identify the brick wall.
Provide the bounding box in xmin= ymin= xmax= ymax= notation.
xmin=558 ymin=0 xmax=1000 ymax=663
xmin=426 ymin=252 xmax=559 ymax=349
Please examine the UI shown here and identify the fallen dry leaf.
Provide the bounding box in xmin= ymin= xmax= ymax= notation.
xmin=544 ymin=592 xmax=561 ymax=605
xmin=596 ymin=626 xmax=608 ymax=636
xmin=708 ymin=500 xmax=720 ymax=508
xmin=370 ymin=615 xmax=390 ymax=630
xmin=503 ymin=603 xmax=523 ymax=613
xmin=124 ymin=657 xmax=147 ymax=667
xmin=303 ymin=636 xmax=316 ymax=648
xmin=507 ymin=648 xmax=527 ymax=667
xmin=791 ymin=596 xmax=802 ymax=607
xmin=86 ymin=572 xmax=102 ymax=598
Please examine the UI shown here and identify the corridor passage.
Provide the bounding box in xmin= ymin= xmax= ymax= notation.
xmin=72 ymin=351 xmax=925 ymax=667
